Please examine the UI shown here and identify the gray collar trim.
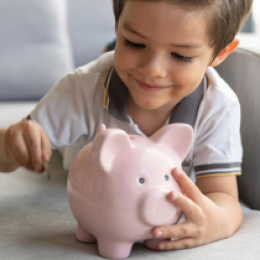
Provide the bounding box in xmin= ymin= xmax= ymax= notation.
xmin=105 ymin=67 xmax=131 ymax=123
xmin=105 ymin=67 xmax=205 ymax=127
xmin=169 ymin=77 xmax=205 ymax=126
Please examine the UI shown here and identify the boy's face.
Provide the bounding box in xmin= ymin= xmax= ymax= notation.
xmin=114 ymin=0 xmax=217 ymax=112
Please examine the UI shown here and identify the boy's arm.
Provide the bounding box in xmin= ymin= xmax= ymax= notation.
xmin=196 ymin=175 xmax=243 ymax=237
xmin=0 ymin=128 xmax=18 ymax=172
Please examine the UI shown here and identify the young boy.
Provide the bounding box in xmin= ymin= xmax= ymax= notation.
xmin=0 ymin=0 xmax=253 ymax=251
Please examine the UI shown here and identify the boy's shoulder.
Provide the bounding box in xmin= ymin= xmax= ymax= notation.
xmin=50 ymin=51 xmax=115 ymax=100
xmin=74 ymin=51 xmax=115 ymax=76
xmin=205 ymin=67 xmax=240 ymax=106
xmin=64 ymin=51 xmax=115 ymax=95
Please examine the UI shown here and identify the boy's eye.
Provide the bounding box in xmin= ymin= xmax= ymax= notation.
xmin=123 ymin=38 xmax=193 ymax=63
xmin=124 ymin=39 xmax=146 ymax=49
xmin=171 ymin=52 xmax=193 ymax=63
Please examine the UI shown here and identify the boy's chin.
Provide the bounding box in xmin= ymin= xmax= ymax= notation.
xmin=130 ymin=94 xmax=175 ymax=112
xmin=135 ymin=100 xmax=169 ymax=111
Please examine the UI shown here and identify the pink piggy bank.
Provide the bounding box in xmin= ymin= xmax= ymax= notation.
xmin=67 ymin=123 xmax=193 ymax=259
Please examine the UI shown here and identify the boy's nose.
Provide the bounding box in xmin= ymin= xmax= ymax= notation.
xmin=138 ymin=55 xmax=167 ymax=79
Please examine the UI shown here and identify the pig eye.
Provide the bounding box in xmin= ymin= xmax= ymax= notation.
xmin=165 ymin=175 xmax=169 ymax=181
xmin=139 ymin=178 xmax=145 ymax=184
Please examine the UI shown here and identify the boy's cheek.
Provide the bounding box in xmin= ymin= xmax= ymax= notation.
xmin=114 ymin=52 xmax=138 ymax=74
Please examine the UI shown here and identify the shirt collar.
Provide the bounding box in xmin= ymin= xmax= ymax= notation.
xmin=103 ymin=67 xmax=205 ymax=127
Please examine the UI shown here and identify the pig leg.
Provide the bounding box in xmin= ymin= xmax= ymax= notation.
xmin=97 ymin=239 xmax=133 ymax=259
xmin=144 ymin=238 xmax=171 ymax=250
xmin=76 ymin=225 xmax=96 ymax=243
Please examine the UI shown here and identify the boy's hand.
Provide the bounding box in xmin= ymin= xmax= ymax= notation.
xmin=4 ymin=120 xmax=52 ymax=172
xmin=152 ymin=167 xmax=230 ymax=250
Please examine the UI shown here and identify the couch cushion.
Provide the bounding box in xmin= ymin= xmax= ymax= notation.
xmin=216 ymin=45 xmax=260 ymax=210
xmin=0 ymin=0 xmax=74 ymax=101
xmin=67 ymin=0 xmax=116 ymax=67
xmin=0 ymin=102 xmax=37 ymax=128
xmin=0 ymin=151 xmax=260 ymax=260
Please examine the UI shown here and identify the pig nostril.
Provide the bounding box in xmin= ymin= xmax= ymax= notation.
xmin=139 ymin=178 xmax=145 ymax=184
xmin=165 ymin=175 xmax=169 ymax=181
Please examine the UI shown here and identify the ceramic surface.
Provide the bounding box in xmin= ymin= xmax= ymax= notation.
xmin=67 ymin=124 xmax=193 ymax=259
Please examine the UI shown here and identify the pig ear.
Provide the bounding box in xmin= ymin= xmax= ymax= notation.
xmin=92 ymin=129 xmax=132 ymax=173
xmin=150 ymin=124 xmax=193 ymax=161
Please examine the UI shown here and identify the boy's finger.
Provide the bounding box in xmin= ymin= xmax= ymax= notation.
xmin=4 ymin=147 xmax=16 ymax=166
xmin=11 ymin=134 xmax=31 ymax=169
xmin=157 ymin=238 xmax=197 ymax=251
xmin=153 ymin=222 xmax=197 ymax=239
xmin=23 ymin=129 xmax=42 ymax=172
xmin=41 ymin=130 xmax=52 ymax=163
xmin=167 ymin=191 xmax=202 ymax=221
xmin=172 ymin=168 xmax=202 ymax=204
xmin=3 ymin=131 xmax=15 ymax=163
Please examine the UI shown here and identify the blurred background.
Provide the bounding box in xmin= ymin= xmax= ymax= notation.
xmin=0 ymin=0 xmax=258 ymax=102
xmin=0 ymin=0 xmax=115 ymax=101
xmin=243 ymin=1 xmax=260 ymax=33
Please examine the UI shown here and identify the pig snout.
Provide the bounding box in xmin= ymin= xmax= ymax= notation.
xmin=140 ymin=189 xmax=179 ymax=226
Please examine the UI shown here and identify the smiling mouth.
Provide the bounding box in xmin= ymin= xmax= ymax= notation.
xmin=135 ymin=79 xmax=172 ymax=92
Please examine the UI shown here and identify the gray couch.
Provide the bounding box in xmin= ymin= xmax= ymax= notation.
xmin=1 ymin=1 xmax=260 ymax=259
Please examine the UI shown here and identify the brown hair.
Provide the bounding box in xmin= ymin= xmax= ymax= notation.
xmin=112 ymin=0 xmax=253 ymax=59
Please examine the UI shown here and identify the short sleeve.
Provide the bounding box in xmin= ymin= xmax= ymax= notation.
xmin=193 ymin=98 xmax=243 ymax=179
xmin=29 ymin=72 xmax=88 ymax=149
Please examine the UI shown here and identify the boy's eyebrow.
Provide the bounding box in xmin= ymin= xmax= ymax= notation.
xmin=123 ymin=22 xmax=147 ymax=39
xmin=170 ymin=42 xmax=202 ymax=49
xmin=123 ymin=22 xmax=202 ymax=49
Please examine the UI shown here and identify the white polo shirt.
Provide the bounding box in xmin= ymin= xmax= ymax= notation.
xmin=28 ymin=51 xmax=243 ymax=179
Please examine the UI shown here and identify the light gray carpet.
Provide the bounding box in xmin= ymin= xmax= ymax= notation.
xmin=1 ymin=151 xmax=260 ymax=260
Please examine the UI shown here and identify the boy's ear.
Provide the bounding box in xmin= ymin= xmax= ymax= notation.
xmin=210 ymin=38 xmax=239 ymax=67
